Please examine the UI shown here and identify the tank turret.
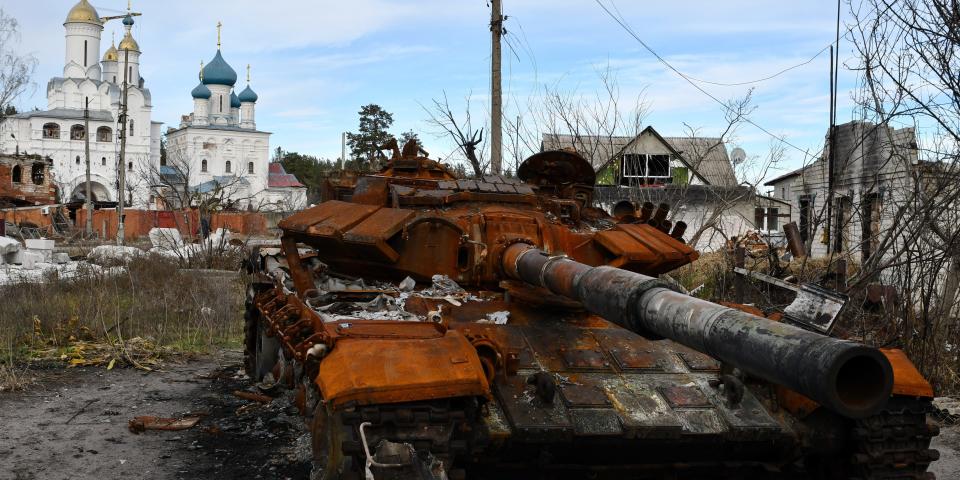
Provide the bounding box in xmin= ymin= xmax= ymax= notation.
xmin=245 ymin=141 xmax=938 ymax=479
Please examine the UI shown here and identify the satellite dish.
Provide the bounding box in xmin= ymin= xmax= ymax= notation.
xmin=731 ymin=147 xmax=746 ymax=166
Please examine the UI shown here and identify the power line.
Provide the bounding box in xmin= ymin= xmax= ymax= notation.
xmin=594 ymin=0 xmax=820 ymax=160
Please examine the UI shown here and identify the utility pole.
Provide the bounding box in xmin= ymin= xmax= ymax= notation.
xmin=490 ymin=0 xmax=503 ymax=174
xmin=117 ymin=48 xmax=130 ymax=245
xmin=341 ymin=131 xmax=346 ymax=171
xmin=84 ymin=97 xmax=93 ymax=237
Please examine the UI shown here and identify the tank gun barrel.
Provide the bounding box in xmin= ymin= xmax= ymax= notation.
xmin=501 ymin=244 xmax=893 ymax=419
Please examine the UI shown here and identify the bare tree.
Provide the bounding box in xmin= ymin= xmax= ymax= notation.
xmin=423 ymin=91 xmax=488 ymax=177
xmin=0 ymin=8 xmax=36 ymax=121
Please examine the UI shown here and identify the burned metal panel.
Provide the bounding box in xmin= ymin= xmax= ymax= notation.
xmin=494 ymin=373 xmax=573 ymax=441
xmin=598 ymin=376 xmax=683 ymax=439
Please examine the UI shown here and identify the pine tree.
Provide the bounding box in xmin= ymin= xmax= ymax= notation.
xmin=346 ymin=104 xmax=394 ymax=170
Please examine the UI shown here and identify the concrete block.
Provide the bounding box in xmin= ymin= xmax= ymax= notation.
xmin=148 ymin=227 xmax=184 ymax=250
xmin=20 ymin=250 xmax=45 ymax=269
xmin=0 ymin=236 xmax=21 ymax=257
xmin=3 ymin=249 xmax=24 ymax=265
xmin=52 ymin=252 xmax=71 ymax=264
xmin=25 ymin=239 xmax=55 ymax=251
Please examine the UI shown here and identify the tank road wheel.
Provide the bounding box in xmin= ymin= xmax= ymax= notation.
xmin=243 ymin=284 xmax=280 ymax=382
xmin=311 ymin=405 xmax=349 ymax=480
xmin=845 ymin=396 xmax=939 ymax=480
xmin=809 ymin=396 xmax=939 ymax=479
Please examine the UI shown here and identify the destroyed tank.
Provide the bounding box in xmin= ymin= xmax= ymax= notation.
xmin=245 ymin=139 xmax=939 ymax=479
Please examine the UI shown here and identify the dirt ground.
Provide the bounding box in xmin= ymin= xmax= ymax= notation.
xmin=1 ymin=351 xmax=959 ymax=480
xmin=0 ymin=351 xmax=311 ymax=480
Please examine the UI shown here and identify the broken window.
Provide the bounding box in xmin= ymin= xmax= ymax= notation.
xmin=620 ymin=153 xmax=672 ymax=186
xmin=11 ymin=165 xmax=21 ymax=183
xmin=647 ymin=155 xmax=670 ymax=177
xmin=799 ymin=195 xmax=812 ymax=242
xmin=70 ymin=124 xmax=85 ymax=140
xmin=42 ymin=123 xmax=60 ymax=139
xmin=97 ymin=126 xmax=112 ymax=142
xmin=834 ymin=196 xmax=852 ymax=253
xmin=861 ymin=193 xmax=881 ymax=261
xmin=201 ymin=159 xmax=208 ymax=172
xmin=767 ymin=208 xmax=779 ymax=232
xmin=225 ymin=160 xmax=232 ymax=173
xmin=755 ymin=207 xmax=781 ymax=231
xmin=31 ymin=163 xmax=44 ymax=185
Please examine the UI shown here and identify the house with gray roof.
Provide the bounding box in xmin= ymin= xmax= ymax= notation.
xmin=542 ymin=126 xmax=788 ymax=251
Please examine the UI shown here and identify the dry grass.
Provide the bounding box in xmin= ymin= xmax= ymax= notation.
xmin=0 ymin=253 xmax=245 ymax=388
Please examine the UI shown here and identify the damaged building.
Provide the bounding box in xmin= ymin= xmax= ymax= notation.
xmin=0 ymin=153 xmax=57 ymax=208
xmin=543 ymin=127 xmax=789 ymax=251
xmin=764 ymin=120 xmax=920 ymax=261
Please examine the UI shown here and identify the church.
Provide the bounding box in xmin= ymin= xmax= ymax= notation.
xmin=165 ymin=25 xmax=306 ymax=212
xmin=0 ymin=0 xmax=305 ymax=212
xmin=0 ymin=0 xmax=160 ymax=208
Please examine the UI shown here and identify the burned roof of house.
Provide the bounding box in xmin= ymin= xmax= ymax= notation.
xmin=542 ymin=127 xmax=738 ymax=186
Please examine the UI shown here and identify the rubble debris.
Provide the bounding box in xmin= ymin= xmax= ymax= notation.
xmin=86 ymin=245 xmax=144 ymax=265
xmin=0 ymin=235 xmax=21 ymax=260
xmin=398 ymin=276 xmax=416 ymax=292
xmin=128 ymin=415 xmax=201 ymax=434
xmin=148 ymin=227 xmax=184 ymax=250
xmin=480 ymin=311 xmax=510 ymax=325
xmin=935 ymin=397 xmax=960 ymax=425
xmin=233 ymin=390 xmax=273 ymax=404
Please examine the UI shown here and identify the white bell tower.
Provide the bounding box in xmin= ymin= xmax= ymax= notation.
xmin=63 ymin=0 xmax=104 ymax=80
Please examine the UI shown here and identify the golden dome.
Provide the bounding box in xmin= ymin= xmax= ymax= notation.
xmin=102 ymin=43 xmax=118 ymax=62
xmin=64 ymin=0 xmax=102 ymax=25
xmin=118 ymin=32 xmax=140 ymax=52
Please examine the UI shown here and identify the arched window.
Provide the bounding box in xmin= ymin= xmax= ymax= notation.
xmin=219 ymin=96 xmax=223 ymax=112
xmin=247 ymin=161 xmax=254 ymax=174
xmin=31 ymin=163 xmax=44 ymax=185
xmin=42 ymin=123 xmax=60 ymax=139
xmin=101 ymin=157 xmax=106 ymax=166
xmin=201 ymin=159 xmax=208 ymax=172
xmin=225 ymin=160 xmax=232 ymax=173
xmin=96 ymin=126 xmax=112 ymax=142
xmin=11 ymin=165 xmax=21 ymax=183
xmin=127 ymin=162 xmax=133 ymax=171
xmin=70 ymin=124 xmax=85 ymax=140
xmin=84 ymin=40 xmax=88 ymax=67
xmin=129 ymin=119 xmax=134 ymax=136
xmin=75 ymin=155 xmax=81 ymax=165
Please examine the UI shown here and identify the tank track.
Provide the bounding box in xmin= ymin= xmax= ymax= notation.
xmin=847 ymin=396 xmax=940 ymax=480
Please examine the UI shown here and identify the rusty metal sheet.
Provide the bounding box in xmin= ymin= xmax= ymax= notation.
xmin=658 ymin=385 xmax=711 ymax=408
xmin=456 ymin=179 xmax=478 ymax=191
xmin=307 ymin=202 xmax=380 ymax=237
xmin=560 ymin=384 xmax=611 ymax=408
xmin=342 ymin=207 xmax=415 ymax=262
xmin=559 ymin=348 xmax=611 ymax=371
xmin=677 ymin=351 xmax=721 ymax=372
xmin=476 ymin=182 xmax=499 ymax=193
xmin=609 ymin=347 xmax=664 ymax=372
xmin=315 ymin=333 xmax=489 ymax=408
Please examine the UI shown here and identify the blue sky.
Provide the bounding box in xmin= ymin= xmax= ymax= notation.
xmin=5 ymin=1 xmax=862 ymax=185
